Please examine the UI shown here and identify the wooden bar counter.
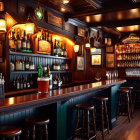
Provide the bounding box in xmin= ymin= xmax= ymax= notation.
xmin=0 ymin=78 xmax=126 ymax=140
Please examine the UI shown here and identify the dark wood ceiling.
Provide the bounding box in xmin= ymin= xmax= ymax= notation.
xmin=38 ymin=0 xmax=140 ymax=32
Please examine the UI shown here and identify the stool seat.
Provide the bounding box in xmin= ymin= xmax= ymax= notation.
xmin=93 ymin=97 xmax=108 ymax=101
xmin=0 ymin=126 xmax=22 ymax=137
xmin=118 ymin=89 xmax=129 ymax=93
xmin=120 ymin=86 xmax=133 ymax=90
xmin=26 ymin=117 xmax=50 ymax=125
xmin=76 ymin=104 xmax=95 ymax=110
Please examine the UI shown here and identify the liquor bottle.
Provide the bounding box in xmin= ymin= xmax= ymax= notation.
xmin=65 ymin=62 xmax=69 ymax=70
xmin=56 ymin=40 xmax=60 ymax=56
xmin=9 ymin=29 xmax=16 ymax=52
xmin=26 ymin=34 xmax=32 ymax=53
xmin=22 ymin=58 xmax=25 ymax=71
xmin=16 ymin=29 xmax=22 ymax=52
xmin=15 ymin=59 xmax=21 ymax=71
xmin=26 ymin=76 xmax=30 ymax=88
xmin=64 ymin=42 xmax=67 ymax=57
xmin=16 ymin=76 xmax=20 ymax=90
xmin=20 ymin=59 xmax=23 ymax=70
xmin=30 ymin=74 xmax=34 ymax=87
xmin=58 ymin=76 xmax=62 ymax=88
xmin=13 ymin=77 xmax=16 ymax=89
xmin=60 ymin=42 xmax=64 ymax=57
xmin=53 ymin=76 xmax=58 ymax=88
xmin=50 ymin=35 xmax=53 ymax=55
xmin=25 ymin=57 xmax=30 ymax=70
xmin=10 ymin=57 xmax=15 ymax=72
xmin=20 ymin=76 xmax=24 ymax=89
xmin=22 ymin=30 xmax=26 ymax=52
xmin=53 ymin=39 xmax=57 ymax=56
xmin=44 ymin=64 xmax=50 ymax=78
xmin=49 ymin=74 xmax=52 ymax=90
xmin=29 ymin=58 xmax=35 ymax=70
xmin=38 ymin=62 xmax=43 ymax=78
xmin=23 ymin=77 xmax=27 ymax=89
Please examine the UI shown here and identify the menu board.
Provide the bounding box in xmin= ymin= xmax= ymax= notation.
xmin=48 ymin=11 xmax=63 ymax=28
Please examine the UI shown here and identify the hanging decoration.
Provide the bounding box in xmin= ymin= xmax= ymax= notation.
xmin=34 ymin=6 xmax=44 ymax=21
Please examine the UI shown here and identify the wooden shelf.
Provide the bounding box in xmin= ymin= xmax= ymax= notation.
xmin=9 ymin=51 xmax=71 ymax=60
xmin=11 ymin=70 xmax=71 ymax=74
xmin=117 ymin=59 xmax=140 ymax=61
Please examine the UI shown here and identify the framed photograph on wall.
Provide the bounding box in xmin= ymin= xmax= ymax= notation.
xmin=106 ymin=53 xmax=114 ymax=68
xmin=91 ymin=54 xmax=102 ymax=66
xmin=77 ymin=56 xmax=84 ymax=71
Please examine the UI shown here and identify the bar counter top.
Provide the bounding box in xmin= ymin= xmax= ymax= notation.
xmin=0 ymin=79 xmax=126 ymax=115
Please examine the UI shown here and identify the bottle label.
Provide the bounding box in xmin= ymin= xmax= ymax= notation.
xmin=17 ymin=40 xmax=21 ymax=49
xmin=26 ymin=64 xmax=30 ymax=70
xmin=30 ymin=65 xmax=35 ymax=70
xmin=53 ymin=48 xmax=57 ymax=53
xmin=53 ymin=65 xmax=56 ymax=70
xmin=26 ymin=42 xmax=30 ymax=49
xmin=22 ymin=42 xmax=26 ymax=49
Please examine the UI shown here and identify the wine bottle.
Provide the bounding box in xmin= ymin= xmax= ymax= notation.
xmin=16 ymin=29 xmax=22 ymax=52
xmin=9 ymin=29 xmax=16 ymax=52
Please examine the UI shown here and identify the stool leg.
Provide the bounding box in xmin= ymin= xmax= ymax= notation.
xmin=86 ymin=110 xmax=90 ymax=139
xmin=44 ymin=124 xmax=48 ymax=140
xmin=16 ymin=136 xmax=20 ymax=140
xmin=92 ymin=109 xmax=96 ymax=140
xmin=12 ymin=137 xmax=16 ymax=140
xmin=39 ymin=125 xmax=43 ymax=140
xmin=117 ymin=93 xmax=121 ymax=119
xmin=104 ymin=101 xmax=109 ymax=134
xmin=31 ymin=125 xmax=35 ymax=140
xmin=73 ymin=109 xmax=80 ymax=139
xmin=82 ymin=110 xmax=86 ymax=131
xmin=129 ymin=90 xmax=133 ymax=118
xmin=126 ymin=93 xmax=131 ymax=122
xmin=101 ymin=101 xmax=105 ymax=140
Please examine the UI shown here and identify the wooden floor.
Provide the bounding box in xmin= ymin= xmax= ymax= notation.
xmin=97 ymin=109 xmax=140 ymax=140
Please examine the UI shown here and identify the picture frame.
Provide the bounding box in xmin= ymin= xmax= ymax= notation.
xmin=77 ymin=56 xmax=84 ymax=71
xmin=106 ymin=46 xmax=114 ymax=53
xmin=106 ymin=53 xmax=114 ymax=68
xmin=91 ymin=54 xmax=102 ymax=66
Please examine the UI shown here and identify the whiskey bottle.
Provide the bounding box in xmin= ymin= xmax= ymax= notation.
xmin=10 ymin=56 xmax=15 ymax=72
xmin=22 ymin=30 xmax=27 ymax=52
xmin=16 ymin=76 xmax=20 ymax=90
xmin=29 ymin=58 xmax=35 ymax=70
xmin=16 ymin=29 xmax=22 ymax=52
xmin=26 ymin=35 xmax=32 ymax=53
xmin=50 ymin=35 xmax=53 ymax=55
xmin=64 ymin=42 xmax=67 ymax=57
xmin=25 ymin=57 xmax=30 ymax=70
xmin=9 ymin=29 xmax=16 ymax=52
xmin=53 ymin=39 xmax=57 ymax=56
xmin=20 ymin=76 xmax=24 ymax=90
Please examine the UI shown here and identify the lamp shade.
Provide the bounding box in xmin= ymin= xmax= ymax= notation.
xmin=74 ymin=45 xmax=79 ymax=53
xmin=90 ymin=47 xmax=96 ymax=54
xmin=25 ymin=22 xmax=35 ymax=34
xmin=85 ymin=42 xmax=90 ymax=48
xmin=0 ymin=19 xmax=6 ymax=33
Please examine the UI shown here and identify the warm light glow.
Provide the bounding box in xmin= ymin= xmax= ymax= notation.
xmin=25 ymin=22 xmax=35 ymax=34
xmin=74 ymin=45 xmax=79 ymax=53
xmin=61 ymin=8 xmax=66 ymax=12
xmin=93 ymin=14 xmax=102 ymax=22
xmin=5 ymin=13 xmax=17 ymax=30
xmin=90 ymin=48 xmax=96 ymax=53
xmin=9 ymin=97 xmax=15 ymax=105
xmin=130 ymin=8 xmax=138 ymax=14
xmin=86 ymin=16 xmax=90 ymax=23
xmin=85 ymin=42 xmax=90 ymax=48
xmin=116 ymin=25 xmax=140 ymax=32
xmin=0 ymin=19 xmax=6 ymax=33
xmin=63 ymin=0 xmax=69 ymax=4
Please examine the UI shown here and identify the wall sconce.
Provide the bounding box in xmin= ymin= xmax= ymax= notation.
xmin=85 ymin=28 xmax=91 ymax=48
xmin=74 ymin=44 xmax=79 ymax=53
xmin=25 ymin=14 xmax=35 ymax=34
xmin=90 ymin=47 xmax=96 ymax=54
xmin=0 ymin=19 xmax=6 ymax=33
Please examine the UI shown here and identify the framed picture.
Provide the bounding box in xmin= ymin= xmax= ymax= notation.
xmin=91 ymin=54 xmax=102 ymax=66
xmin=77 ymin=56 xmax=84 ymax=71
xmin=106 ymin=53 xmax=114 ymax=68
xmin=106 ymin=46 xmax=114 ymax=53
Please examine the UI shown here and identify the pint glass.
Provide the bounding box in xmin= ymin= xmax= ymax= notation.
xmin=37 ymin=77 xmax=49 ymax=93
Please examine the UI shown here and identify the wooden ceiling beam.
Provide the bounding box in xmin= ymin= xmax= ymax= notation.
xmin=69 ymin=2 xmax=140 ymax=18
xmin=84 ymin=0 xmax=101 ymax=9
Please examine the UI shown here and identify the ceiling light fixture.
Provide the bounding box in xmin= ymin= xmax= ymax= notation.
xmin=63 ymin=0 xmax=69 ymax=4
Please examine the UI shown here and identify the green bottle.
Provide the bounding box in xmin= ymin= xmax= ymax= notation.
xmin=38 ymin=62 xmax=43 ymax=77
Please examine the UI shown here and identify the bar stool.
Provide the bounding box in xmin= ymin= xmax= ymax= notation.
xmin=73 ymin=104 xmax=96 ymax=140
xmin=25 ymin=117 xmax=50 ymax=140
xmin=0 ymin=126 xmax=22 ymax=140
xmin=92 ymin=97 xmax=109 ymax=140
xmin=120 ymin=86 xmax=134 ymax=117
xmin=117 ymin=89 xmax=131 ymax=122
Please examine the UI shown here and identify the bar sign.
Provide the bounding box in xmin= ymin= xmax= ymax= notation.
xmin=0 ymin=2 xmax=4 ymax=11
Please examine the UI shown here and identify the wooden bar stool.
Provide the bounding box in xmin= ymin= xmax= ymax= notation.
xmin=117 ymin=89 xmax=131 ymax=122
xmin=26 ymin=117 xmax=49 ymax=140
xmin=73 ymin=104 xmax=96 ymax=140
xmin=120 ymin=86 xmax=134 ymax=117
xmin=93 ymin=97 xmax=109 ymax=140
xmin=0 ymin=126 xmax=22 ymax=140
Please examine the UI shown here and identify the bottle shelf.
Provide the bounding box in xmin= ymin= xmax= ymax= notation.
xmin=117 ymin=66 xmax=140 ymax=68
xmin=116 ymin=52 xmax=140 ymax=54
xmin=11 ymin=70 xmax=71 ymax=74
xmin=9 ymin=51 xmax=71 ymax=60
xmin=117 ymin=59 xmax=140 ymax=61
